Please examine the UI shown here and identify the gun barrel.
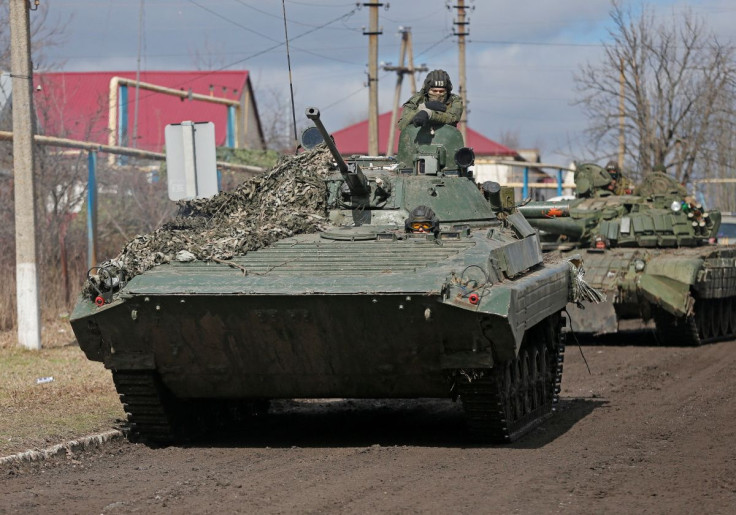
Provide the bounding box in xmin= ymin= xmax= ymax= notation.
xmin=305 ymin=107 xmax=348 ymax=174
xmin=527 ymin=218 xmax=584 ymax=239
xmin=518 ymin=202 xmax=572 ymax=219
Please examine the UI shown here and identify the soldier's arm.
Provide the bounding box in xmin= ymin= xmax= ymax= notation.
xmin=398 ymin=96 xmax=421 ymax=130
xmin=429 ymin=95 xmax=463 ymax=126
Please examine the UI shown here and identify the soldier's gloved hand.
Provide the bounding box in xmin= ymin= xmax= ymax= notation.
xmin=425 ymin=100 xmax=446 ymax=112
xmin=412 ymin=110 xmax=430 ymax=127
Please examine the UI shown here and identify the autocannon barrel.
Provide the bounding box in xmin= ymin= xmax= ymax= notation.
xmin=305 ymin=107 xmax=349 ymax=174
xmin=305 ymin=107 xmax=369 ymax=195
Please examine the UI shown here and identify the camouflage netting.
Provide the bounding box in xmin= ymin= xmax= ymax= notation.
xmin=85 ymin=146 xmax=335 ymax=294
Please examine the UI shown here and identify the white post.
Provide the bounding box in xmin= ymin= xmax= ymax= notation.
xmin=10 ymin=0 xmax=41 ymax=350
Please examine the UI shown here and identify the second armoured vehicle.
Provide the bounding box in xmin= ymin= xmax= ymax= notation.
xmin=519 ymin=162 xmax=736 ymax=345
xmin=70 ymin=108 xmax=596 ymax=444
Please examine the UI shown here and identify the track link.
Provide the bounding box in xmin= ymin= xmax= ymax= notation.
xmin=112 ymin=371 xmax=181 ymax=444
xmin=458 ymin=314 xmax=565 ymax=443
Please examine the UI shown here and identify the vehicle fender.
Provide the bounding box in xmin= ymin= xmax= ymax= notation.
xmin=643 ymin=256 xmax=702 ymax=286
xmin=637 ymin=273 xmax=694 ymax=317
xmin=441 ymin=260 xmax=571 ymax=360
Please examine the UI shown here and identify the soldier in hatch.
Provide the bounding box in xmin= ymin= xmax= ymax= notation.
xmin=603 ymin=161 xmax=634 ymax=195
xmin=398 ymin=69 xmax=464 ymax=131
xmin=405 ymin=205 xmax=440 ymax=235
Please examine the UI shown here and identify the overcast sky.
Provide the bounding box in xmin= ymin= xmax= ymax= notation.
xmin=37 ymin=0 xmax=736 ymax=167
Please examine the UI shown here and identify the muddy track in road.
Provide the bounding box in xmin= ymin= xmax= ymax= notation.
xmin=3 ymin=333 xmax=735 ymax=514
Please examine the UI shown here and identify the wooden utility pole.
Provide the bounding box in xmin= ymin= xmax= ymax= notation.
xmin=363 ymin=2 xmax=382 ymax=155
xmin=10 ymin=0 xmax=41 ymax=350
xmin=383 ymin=28 xmax=427 ymax=155
xmin=618 ymin=57 xmax=626 ymax=168
xmin=406 ymin=33 xmax=420 ymax=96
xmin=453 ymin=0 xmax=470 ymax=141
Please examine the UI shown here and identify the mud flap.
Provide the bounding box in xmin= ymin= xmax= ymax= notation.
xmin=638 ymin=274 xmax=693 ymax=318
xmin=565 ymin=299 xmax=618 ymax=335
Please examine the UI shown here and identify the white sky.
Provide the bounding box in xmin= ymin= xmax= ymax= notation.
xmin=38 ymin=0 xmax=736 ymax=167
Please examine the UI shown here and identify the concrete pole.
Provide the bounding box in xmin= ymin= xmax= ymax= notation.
xmin=364 ymin=2 xmax=382 ymax=156
xmin=618 ymin=57 xmax=626 ymax=169
xmin=454 ymin=0 xmax=469 ymax=142
xmin=10 ymin=0 xmax=41 ymax=350
xmin=407 ymin=35 xmax=419 ymax=95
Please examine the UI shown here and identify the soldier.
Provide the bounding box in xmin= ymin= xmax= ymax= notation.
xmin=398 ymin=69 xmax=464 ymax=131
xmin=604 ymin=161 xmax=633 ymax=195
xmin=405 ymin=205 xmax=440 ymax=234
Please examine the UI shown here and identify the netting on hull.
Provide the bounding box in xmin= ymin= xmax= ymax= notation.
xmin=84 ymin=146 xmax=334 ymax=294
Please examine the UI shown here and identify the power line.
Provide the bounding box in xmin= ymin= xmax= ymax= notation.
xmin=472 ymin=39 xmax=604 ymax=48
xmin=111 ymin=4 xmax=361 ymax=109
xmin=185 ymin=0 xmax=281 ymax=43
xmin=233 ymin=0 xmax=356 ymax=31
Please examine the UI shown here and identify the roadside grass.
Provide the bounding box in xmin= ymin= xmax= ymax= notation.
xmin=0 ymin=319 xmax=124 ymax=457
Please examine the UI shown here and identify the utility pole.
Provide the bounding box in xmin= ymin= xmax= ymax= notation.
xmin=363 ymin=2 xmax=383 ymax=156
xmin=453 ymin=0 xmax=470 ymax=141
xmin=10 ymin=0 xmax=41 ymax=350
xmin=618 ymin=56 xmax=626 ymax=169
xmin=383 ymin=28 xmax=427 ymax=155
xmin=406 ymin=32 xmax=421 ymax=96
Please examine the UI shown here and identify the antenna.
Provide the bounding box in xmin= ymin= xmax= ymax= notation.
xmin=282 ymin=0 xmax=298 ymax=151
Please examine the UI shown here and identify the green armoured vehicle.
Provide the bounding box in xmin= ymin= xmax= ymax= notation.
xmin=70 ymin=107 xmax=594 ymax=444
xmin=519 ymin=162 xmax=736 ymax=345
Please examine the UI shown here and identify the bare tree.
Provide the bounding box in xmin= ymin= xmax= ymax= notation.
xmin=497 ymin=129 xmax=521 ymax=152
xmin=574 ymin=1 xmax=736 ymax=188
xmin=190 ymin=36 xmax=230 ymax=72
xmin=0 ymin=2 xmax=68 ymax=71
xmin=257 ymin=85 xmax=298 ymax=152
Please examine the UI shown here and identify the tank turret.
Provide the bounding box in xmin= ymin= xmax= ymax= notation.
xmin=519 ymin=195 xmax=721 ymax=249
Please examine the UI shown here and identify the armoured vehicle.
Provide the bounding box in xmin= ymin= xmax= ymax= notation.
xmin=519 ymin=162 xmax=736 ymax=345
xmin=70 ymin=108 xmax=593 ymax=444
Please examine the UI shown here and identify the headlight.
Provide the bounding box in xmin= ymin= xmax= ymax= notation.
xmin=634 ymin=259 xmax=646 ymax=271
xmin=670 ymin=200 xmax=682 ymax=212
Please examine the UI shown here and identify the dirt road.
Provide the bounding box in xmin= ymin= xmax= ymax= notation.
xmin=2 ymin=332 xmax=735 ymax=514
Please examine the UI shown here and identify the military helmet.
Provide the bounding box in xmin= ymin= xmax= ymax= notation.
xmin=422 ymin=69 xmax=452 ymax=94
xmin=605 ymin=160 xmax=619 ymax=179
xmin=405 ymin=205 xmax=440 ymax=233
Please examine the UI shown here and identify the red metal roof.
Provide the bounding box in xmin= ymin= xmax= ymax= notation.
xmin=34 ymin=71 xmax=250 ymax=152
xmin=331 ymin=110 xmax=519 ymax=157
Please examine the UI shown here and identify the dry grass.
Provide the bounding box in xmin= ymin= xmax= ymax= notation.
xmin=0 ymin=318 xmax=125 ymax=457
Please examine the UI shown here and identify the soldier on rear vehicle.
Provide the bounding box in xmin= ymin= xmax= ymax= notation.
xmin=603 ymin=161 xmax=634 ymax=195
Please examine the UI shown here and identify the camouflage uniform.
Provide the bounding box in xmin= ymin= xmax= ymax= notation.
xmin=398 ymin=70 xmax=464 ymax=131
xmin=611 ymin=174 xmax=634 ymax=195
xmin=602 ymin=161 xmax=633 ymax=196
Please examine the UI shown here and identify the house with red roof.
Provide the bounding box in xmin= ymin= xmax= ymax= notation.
xmin=32 ymin=70 xmax=266 ymax=153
